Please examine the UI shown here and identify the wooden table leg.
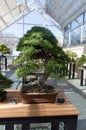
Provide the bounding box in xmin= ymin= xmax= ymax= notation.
xmin=80 ymin=69 xmax=84 ymax=86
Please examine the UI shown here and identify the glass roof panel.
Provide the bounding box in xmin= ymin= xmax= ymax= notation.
xmin=2 ymin=19 xmax=23 ymax=38
xmin=0 ymin=0 xmax=86 ymax=32
xmin=0 ymin=1 xmax=9 ymax=16
xmin=47 ymin=0 xmax=86 ymax=27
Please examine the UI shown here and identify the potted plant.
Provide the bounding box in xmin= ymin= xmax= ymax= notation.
xmin=77 ymin=54 xmax=86 ymax=68
xmin=14 ymin=26 xmax=70 ymax=104
xmin=0 ymin=72 xmax=13 ymax=101
xmin=0 ymin=44 xmax=10 ymax=70
xmin=0 ymin=44 xmax=10 ymax=55
xmin=65 ymin=50 xmax=78 ymax=79
xmin=65 ymin=50 xmax=78 ymax=62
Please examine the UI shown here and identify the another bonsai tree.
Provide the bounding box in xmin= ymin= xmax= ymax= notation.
xmin=0 ymin=72 xmax=13 ymax=94
xmin=0 ymin=44 xmax=10 ymax=55
xmin=65 ymin=50 xmax=78 ymax=62
xmin=14 ymin=26 xmax=70 ymax=93
xmin=77 ymin=54 xmax=86 ymax=66
xmin=0 ymin=44 xmax=10 ymax=70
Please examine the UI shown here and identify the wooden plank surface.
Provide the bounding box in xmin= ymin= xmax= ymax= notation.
xmin=0 ymin=90 xmax=80 ymax=118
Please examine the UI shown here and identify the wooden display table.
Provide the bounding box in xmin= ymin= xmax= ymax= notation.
xmin=0 ymin=90 xmax=80 ymax=130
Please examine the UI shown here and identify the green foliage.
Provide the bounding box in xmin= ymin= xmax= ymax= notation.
xmin=0 ymin=44 xmax=10 ymax=55
xmin=14 ymin=26 xmax=70 ymax=82
xmin=17 ymin=26 xmax=57 ymax=51
xmin=77 ymin=54 xmax=86 ymax=65
xmin=65 ymin=50 xmax=77 ymax=61
xmin=0 ymin=72 xmax=13 ymax=92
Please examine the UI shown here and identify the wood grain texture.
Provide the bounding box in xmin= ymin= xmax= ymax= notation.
xmin=0 ymin=90 xmax=80 ymax=118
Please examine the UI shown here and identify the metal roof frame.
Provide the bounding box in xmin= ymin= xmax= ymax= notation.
xmin=0 ymin=0 xmax=86 ymax=32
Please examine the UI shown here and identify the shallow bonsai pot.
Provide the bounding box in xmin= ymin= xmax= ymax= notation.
xmin=20 ymin=92 xmax=57 ymax=104
xmin=0 ymin=91 xmax=7 ymax=102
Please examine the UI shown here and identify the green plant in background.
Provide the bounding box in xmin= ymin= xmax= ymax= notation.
xmin=0 ymin=44 xmax=10 ymax=55
xmin=77 ymin=54 xmax=86 ymax=66
xmin=0 ymin=72 xmax=13 ymax=94
xmin=14 ymin=26 xmax=70 ymax=92
xmin=65 ymin=50 xmax=78 ymax=62
xmin=0 ymin=44 xmax=10 ymax=70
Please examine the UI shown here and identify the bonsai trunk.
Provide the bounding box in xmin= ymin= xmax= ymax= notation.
xmin=38 ymin=69 xmax=49 ymax=88
xmin=39 ymin=74 xmax=47 ymax=87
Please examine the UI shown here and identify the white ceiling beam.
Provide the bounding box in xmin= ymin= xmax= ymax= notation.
xmin=0 ymin=15 xmax=8 ymax=26
xmin=22 ymin=0 xmax=27 ymax=8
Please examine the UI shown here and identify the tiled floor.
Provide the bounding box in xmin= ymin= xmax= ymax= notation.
xmin=46 ymin=78 xmax=86 ymax=130
xmin=58 ymin=78 xmax=86 ymax=130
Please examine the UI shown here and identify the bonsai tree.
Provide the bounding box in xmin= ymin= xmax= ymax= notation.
xmin=0 ymin=72 xmax=13 ymax=93
xmin=14 ymin=26 xmax=70 ymax=93
xmin=0 ymin=44 xmax=10 ymax=55
xmin=77 ymin=54 xmax=86 ymax=66
xmin=0 ymin=72 xmax=13 ymax=101
xmin=0 ymin=44 xmax=10 ymax=70
xmin=65 ymin=50 xmax=78 ymax=62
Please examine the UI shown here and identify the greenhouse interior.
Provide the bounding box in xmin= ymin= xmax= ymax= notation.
xmin=0 ymin=0 xmax=86 ymax=130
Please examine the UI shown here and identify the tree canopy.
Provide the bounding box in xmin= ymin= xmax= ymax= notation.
xmin=14 ymin=26 xmax=70 ymax=80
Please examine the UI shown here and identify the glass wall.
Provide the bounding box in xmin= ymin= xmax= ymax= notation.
xmin=83 ymin=23 xmax=86 ymax=43
xmin=71 ymin=27 xmax=81 ymax=45
xmin=63 ymin=32 xmax=69 ymax=47
xmin=63 ymin=12 xmax=86 ymax=47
